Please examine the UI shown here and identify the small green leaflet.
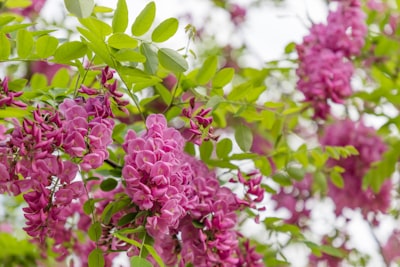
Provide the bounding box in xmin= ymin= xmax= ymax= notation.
xmin=16 ymin=29 xmax=33 ymax=58
xmin=151 ymin=18 xmax=179 ymax=43
xmin=88 ymin=248 xmax=105 ymax=267
xmin=141 ymin=43 xmax=158 ymax=75
xmin=158 ymin=48 xmax=188 ymax=73
xmin=235 ymin=124 xmax=253 ymax=152
xmin=108 ymin=33 xmax=138 ymax=49
xmin=64 ymin=0 xmax=95 ymax=18
xmin=54 ymin=41 xmax=87 ymax=62
xmin=0 ymin=33 xmax=11 ymax=60
xmin=4 ymin=0 xmax=31 ymax=8
xmin=212 ymin=68 xmax=234 ymax=88
xmin=131 ymin=2 xmax=156 ymax=36
xmin=36 ymin=35 xmax=58 ymax=58
xmin=196 ymin=56 xmax=218 ymax=85
xmin=88 ymin=222 xmax=102 ymax=242
xmin=113 ymin=0 xmax=128 ymax=33
xmin=130 ymin=256 xmax=153 ymax=267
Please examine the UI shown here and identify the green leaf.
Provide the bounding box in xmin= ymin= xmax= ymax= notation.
xmin=83 ymin=199 xmax=96 ymax=215
xmin=114 ymin=233 xmax=142 ymax=248
xmin=8 ymin=78 xmax=27 ymax=91
xmin=206 ymin=95 xmax=224 ymax=109
xmin=100 ymin=178 xmax=118 ymax=192
xmin=216 ymin=138 xmax=233 ymax=158
xmin=64 ymin=0 xmax=95 ymax=18
xmin=0 ymin=15 xmax=16 ymax=27
xmin=140 ymin=43 xmax=158 ymax=75
xmin=330 ymin=170 xmax=344 ymax=188
xmin=260 ymin=110 xmax=276 ymax=130
xmin=320 ymin=245 xmax=346 ymax=258
xmin=117 ymin=213 xmax=137 ymax=227
xmin=131 ymin=1 xmax=156 ymax=36
xmin=114 ymin=49 xmax=146 ymax=63
xmin=0 ymin=108 xmax=30 ymax=118
xmin=143 ymin=244 xmax=165 ymax=267
xmin=51 ymin=68 xmax=70 ymax=87
xmin=158 ymin=48 xmax=188 ymax=73
xmin=54 ymin=41 xmax=87 ymax=62
xmin=88 ymin=248 xmax=105 ymax=267
xmin=0 ymin=33 xmax=11 ymax=60
xmin=1 ymin=23 xmax=33 ymax=34
xmin=235 ymin=124 xmax=253 ymax=152
xmin=108 ymin=33 xmax=138 ymax=49
xmin=30 ymin=73 xmax=48 ymax=90
xmin=154 ymin=84 xmax=172 ymax=104
xmin=130 ymin=256 xmax=153 ymax=267
xmin=4 ymin=0 xmax=31 ymax=8
xmin=212 ymin=68 xmax=234 ymax=88
xmin=112 ymin=123 xmax=127 ymax=144
xmin=16 ymin=29 xmax=33 ymax=58
xmin=36 ymin=35 xmax=58 ymax=58
xmin=200 ymin=141 xmax=213 ymax=161
xmin=113 ymin=0 xmax=128 ymax=33
xmin=93 ymin=6 xmax=114 ymax=13
xmin=287 ymin=165 xmax=305 ymax=181
xmin=151 ymin=17 xmax=179 ymax=43
xmin=79 ymin=17 xmax=112 ymax=38
xmin=88 ymin=222 xmax=102 ymax=242
xmin=272 ymin=172 xmax=291 ymax=186
xmin=196 ymin=56 xmax=218 ymax=85
xmin=77 ymin=27 xmax=114 ymax=67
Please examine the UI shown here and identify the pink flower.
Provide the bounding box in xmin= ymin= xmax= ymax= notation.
xmin=296 ymin=0 xmax=367 ymax=119
xmin=321 ymin=119 xmax=391 ymax=218
xmin=383 ymin=231 xmax=400 ymax=264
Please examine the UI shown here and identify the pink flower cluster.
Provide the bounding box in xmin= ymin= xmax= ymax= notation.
xmin=0 ymin=68 xmax=124 ymax=259
xmin=0 ymin=106 xmax=83 ymax=259
xmin=296 ymin=0 xmax=367 ymax=119
xmin=122 ymin=114 xmax=264 ymax=266
xmin=182 ymin=97 xmax=218 ymax=145
xmin=321 ymin=119 xmax=391 ymax=218
xmin=0 ymin=77 xmax=27 ymax=108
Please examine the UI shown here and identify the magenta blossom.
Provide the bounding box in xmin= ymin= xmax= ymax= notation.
xmin=321 ymin=119 xmax=391 ymax=219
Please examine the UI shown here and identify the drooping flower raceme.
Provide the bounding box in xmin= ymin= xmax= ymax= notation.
xmin=321 ymin=119 xmax=391 ymax=219
xmin=296 ymin=0 xmax=367 ymax=119
xmin=122 ymin=114 xmax=264 ymax=267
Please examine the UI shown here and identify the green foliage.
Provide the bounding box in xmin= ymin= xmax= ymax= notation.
xmin=88 ymin=222 xmax=102 ymax=242
xmin=196 ymin=55 xmax=218 ymax=85
xmin=64 ymin=0 xmax=95 ymax=18
xmin=152 ymin=18 xmax=179 ymax=43
xmin=130 ymin=256 xmax=153 ymax=267
xmin=16 ymin=29 xmax=33 ymax=58
xmin=36 ymin=35 xmax=58 ymax=58
xmin=0 ymin=33 xmax=11 ymax=60
xmin=113 ymin=0 xmax=128 ymax=33
xmin=158 ymin=48 xmax=188 ymax=73
xmin=235 ymin=124 xmax=253 ymax=152
xmin=363 ymin=139 xmax=400 ymax=192
xmin=88 ymin=248 xmax=105 ymax=267
xmin=131 ymin=1 xmax=156 ymax=36
xmin=54 ymin=41 xmax=87 ymax=62
xmin=0 ymin=233 xmax=38 ymax=267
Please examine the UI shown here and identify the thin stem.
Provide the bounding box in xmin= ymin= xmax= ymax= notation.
xmin=105 ymin=158 xmax=121 ymax=169
xmin=139 ymin=232 xmax=147 ymax=258
xmin=118 ymin=74 xmax=146 ymax=123
xmin=73 ymin=56 xmax=95 ymax=98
